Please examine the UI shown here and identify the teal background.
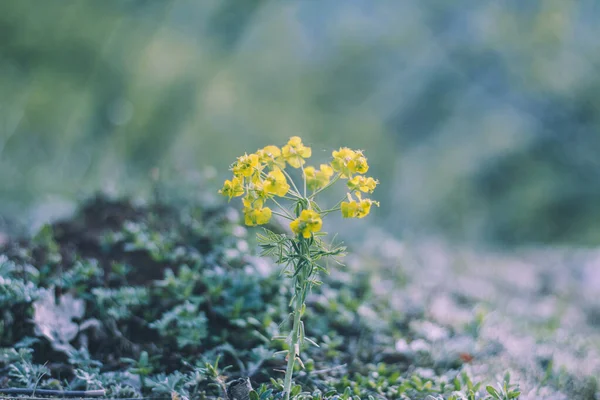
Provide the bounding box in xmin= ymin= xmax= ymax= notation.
xmin=2 ymin=1 xmax=600 ymax=245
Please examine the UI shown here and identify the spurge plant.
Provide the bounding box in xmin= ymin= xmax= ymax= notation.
xmin=219 ymin=136 xmax=379 ymax=399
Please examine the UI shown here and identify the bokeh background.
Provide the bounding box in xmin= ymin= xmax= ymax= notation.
xmin=2 ymin=0 xmax=600 ymax=245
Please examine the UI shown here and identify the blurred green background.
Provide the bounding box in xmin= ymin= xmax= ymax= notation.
xmin=1 ymin=0 xmax=599 ymax=245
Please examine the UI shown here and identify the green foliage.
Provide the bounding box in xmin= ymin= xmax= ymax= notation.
xmin=55 ymin=260 xmax=103 ymax=294
xmin=0 ymin=276 xmax=40 ymax=307
xmin=0 ymin=196 xmax=588 ymax=399
xmin=257 ymin=230 xmax=345 ymax=282
xmin=93 ymin=286 xmax=150 ymax=321
xmin=8 ymin=349 xmax=49 ymax=388
xmin=484 ymin=372 xmax=521 ymax=400
xmin=150 ymin=301 xmax=208 ymax=349
xmin=0 ymin=256 xmax=41 ymax=307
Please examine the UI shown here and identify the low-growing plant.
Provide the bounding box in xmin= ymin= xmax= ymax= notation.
xmin=121 ymin=350 xmax=155 ymax=390
xmin=0 ymin=194 xmax=547 ymax=400
xmin=150 ymin=301 xmax=209 ymax=349
xmin=219 ymin=137 xmax=380 ymax=399
xmin=485 ymin=372 xmax=520 ymax=400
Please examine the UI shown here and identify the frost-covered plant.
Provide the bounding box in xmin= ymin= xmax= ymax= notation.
xmin=219 ymin=137 xmax=379 ymax=399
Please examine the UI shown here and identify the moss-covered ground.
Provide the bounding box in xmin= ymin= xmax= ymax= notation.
xmin=0 ymin=196 xmax=598 ymax=399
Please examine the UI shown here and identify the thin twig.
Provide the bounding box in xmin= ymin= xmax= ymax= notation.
xmin=310 ymin=363 xmax=347 ymax=375
xmin=0 ymin=397 xmax=169 ymax=400
xmin=0 ymin=388 xmax=106 ymax=397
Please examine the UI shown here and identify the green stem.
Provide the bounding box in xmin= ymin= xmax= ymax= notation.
xmin=310 ymin=174 xmax=341 ymax=199
xmin=283 ymin=290 xmax=303 ymax=400
xmin=283 ymin=236 xmax=310 ymax=400
xmin=272 ymin=211 xmax=294 ymax=220
xmin=271 ymin=197 xmax=295 ymax=219
xmin=300 ymin=164 xmax=307 ymax=198
xmin=281 ymin=168 xmax=303 ymax=198
xmin=319 ymin=196 xmax=346 ymax=216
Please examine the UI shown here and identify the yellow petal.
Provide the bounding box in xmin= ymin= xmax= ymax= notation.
xmin=290 ymin=219 xmax=300 ymax=235
xmin=286 ymin=156 xmax=303 ymax=168
xmin=288 ymin=136 xmax=302 ymax=146
xmin=256 ymin=207 xmax=272 ymax=225
xmin=304 ymin=166 xmax=316 ymax=178
xmin=341 ymin=201 xmax=358 ymax=218
xmin=275 ymin=182 xmax=290 ymax=196
xmin=299 ymin=146 xmax=312 ymax=158
xmin=355 ymin=160 xmax=368 ymax=174
xmin=320 ymin=164 xmax=334 ymax=177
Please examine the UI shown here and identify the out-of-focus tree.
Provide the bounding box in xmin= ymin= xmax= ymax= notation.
xmin=1 ymin=0 xmax=599 ymax=245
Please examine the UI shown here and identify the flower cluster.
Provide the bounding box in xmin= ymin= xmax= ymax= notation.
xmin=218 ymin=136 xmax=380 ymax=400
xmin=219 ymin=136 xmax=379 ymax=236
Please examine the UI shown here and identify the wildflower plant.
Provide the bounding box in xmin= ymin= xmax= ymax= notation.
xmin=219 ymin=137 xmax=379 ymax=399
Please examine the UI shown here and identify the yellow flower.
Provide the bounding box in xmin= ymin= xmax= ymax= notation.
xmin=341 ymin=200 xmax=358 ymax=218
xmin=257 ymin=145 xmax=285 ymax=169
xmin=232 ymin=153 xmax=260 ymax=177
xmin=248 ymin=184 xmax=270 ymax=206
xmin=244 ymin=187 xmax=273 ymax=212
xmin=218 ymin=176 xmax=245 ymax=200
xmin=249 ymin=170 xmax=263 ymax=185
xmin=242 ymin=195 xmax=262 ymax=209
xmin=290 ymin=209 xmax=322 ymax=238
xmin=331 ymin=147 xmax=355 ymax=177
xmin=242 ymin=195 xmax=271 ymax=226
xmin=304 ymin=164 xmax=334 ymax=191
xmin=282 ymin=136 xmax=312 ymax=168
xmin=244 ymin=206 xmax=272 ymax=226
xmin=340 ymin=193 xmax=379 ymax=218
xmin=353 ymin=150 xmax=369 ymax=174
xmin=331 ymin=148 xmax=369 ymax=178
xmin=263 ymin=168 xmax=290 ymax=197
xmin=347 ymin=176 xmax=378 ymax=193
